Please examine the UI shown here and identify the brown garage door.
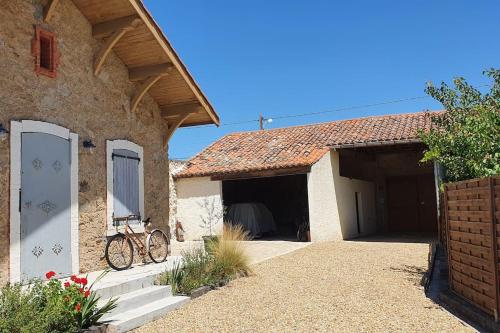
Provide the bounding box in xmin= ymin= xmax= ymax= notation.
xmin=387 ymin=175 xmax=437 ymax=232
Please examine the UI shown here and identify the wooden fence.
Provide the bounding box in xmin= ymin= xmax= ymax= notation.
xmin=438 ymin=191 xmax=447 ymax=248
xmin=444 ymin=175 xmax=500 ymax=318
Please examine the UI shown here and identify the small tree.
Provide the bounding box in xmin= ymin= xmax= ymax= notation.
xmin=198 ymin=198 xmax=222 ymax=236
xmin=420 ymin=69 xmax=500 ymax=182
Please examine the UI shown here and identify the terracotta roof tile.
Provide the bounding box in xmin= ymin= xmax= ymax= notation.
xmin=176 ymin=111 xmax=439 ymax=179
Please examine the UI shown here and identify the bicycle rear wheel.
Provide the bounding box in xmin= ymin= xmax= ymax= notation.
xmin=105 ymin=233 xmax=134 ymax=271
xmin=147 ymin=230 xmax=169 ymax=263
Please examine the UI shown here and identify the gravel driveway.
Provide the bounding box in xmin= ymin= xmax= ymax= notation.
xmin=133 ymin=236 xmax=474 ymax=332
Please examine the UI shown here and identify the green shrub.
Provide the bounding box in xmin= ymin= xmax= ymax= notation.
xmin=158 ymin=262 xmax=184 ymax=295
xmin=0 ymin=271 xmax=117 ymax=333
xmin=158 ymin=248 xmax=215 ymax=295
xmin=179 ymin=248 xmax=216 ymax=292
xmin=420 ymin=68 xmax=500 ymax=182
xmin=158 ymin=225 xmax=251 ymax=296
xmin=0 ymin=281 xmax=77 ymax=333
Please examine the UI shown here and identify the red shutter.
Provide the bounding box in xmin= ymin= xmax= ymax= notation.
xmin=32 ymin=27 xmax=59 ymax=78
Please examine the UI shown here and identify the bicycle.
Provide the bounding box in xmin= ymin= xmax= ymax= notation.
xmin=105 ymin=214 xmax=170 ymax=271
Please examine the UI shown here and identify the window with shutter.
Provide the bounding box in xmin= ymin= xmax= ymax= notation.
xmin=106 ymin=140 xmax=144 ymax=234
xmin=112 ymin=149 xmax=140 ymax=225
xmin=32 ymin=27 xmax=59 ymax=78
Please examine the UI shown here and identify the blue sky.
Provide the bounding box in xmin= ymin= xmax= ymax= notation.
xmin=143 ymin=0 xmax=499 ymax=160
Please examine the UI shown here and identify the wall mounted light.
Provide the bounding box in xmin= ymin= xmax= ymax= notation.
xmin=0 ymin=123 xmax=9 ymax=141
xmin=83 ymin=139 xmax=96 ymax=149
xmin=258 ymin=114 xmax=273 ymax=130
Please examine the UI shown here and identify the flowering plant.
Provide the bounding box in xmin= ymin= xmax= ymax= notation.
xmin=45 ymin=270 xmax=117 ymax=330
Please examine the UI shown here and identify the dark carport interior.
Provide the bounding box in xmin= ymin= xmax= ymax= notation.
xmin=337 ymin=142 xmax=438 ymax=236
xmin=222 ymin=174 xmax=309 ymax=240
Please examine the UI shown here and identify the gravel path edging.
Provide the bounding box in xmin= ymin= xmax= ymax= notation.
xmin=247 ymin=241 xmax=312 ymax=265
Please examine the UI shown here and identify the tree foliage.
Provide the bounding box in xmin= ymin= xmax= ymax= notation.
xmin=420 ymin=69 xmax=500 ymax=182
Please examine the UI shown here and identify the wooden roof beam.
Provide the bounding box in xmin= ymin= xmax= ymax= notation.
xmin=163 ymin=113 xmax=193 ymax=147
xmin=130 ymin=73 xmax=169 ymax=113
xmin=129 ymin=63 xmax=173 ymax=82
xmin=92 ymin=15 xmax=141 ymax=39
xmin=161 ymin=102 xmax=203 ymax=119
xmin=127 ymin=0 xmax=220 ymax=126
xmin=43 ymin=0 xmax=60 ymax=22
xmin=93 ymin=16 xmax=142 ymax=76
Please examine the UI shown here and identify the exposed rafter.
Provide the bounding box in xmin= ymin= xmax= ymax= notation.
xmin=93 ymin=16 xmax=142 ymax=76
xmin=130 ymin=74 xmax=168 ymax=113
xmin=163 ymin=113 xmax=193 ymax=147
xmin=43 ymin=0 xmax=60 ymax=22
xmin=161 ymin=102 xmax=203 ymax=119
xmin=92 ymin=15 xmax=140 ymax=38
xmin=127 ymin=0 xmax=220 ymax=126
xmin=129 ymin=63 xmax=173 ymax=82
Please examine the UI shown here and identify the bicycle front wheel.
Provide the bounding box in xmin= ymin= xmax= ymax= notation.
xmin=148 ymin=230 xmax=169 ymax=263
xmin=105 ymin=233 xmax=134 ymax=271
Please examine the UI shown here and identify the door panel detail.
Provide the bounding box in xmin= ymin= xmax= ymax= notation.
xmin=21 ymin=132 xmax=72 ymax=280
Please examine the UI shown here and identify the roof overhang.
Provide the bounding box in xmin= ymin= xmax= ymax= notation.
xmin=329 ymin=138 xmax=422 ymax=150
xmin=210 ymin=165 xmax=312 ymax=181
xmin=174 ymin=165 xmax=312 ymax=181
xmin=65 ymin=0 xmax=219 ymax=128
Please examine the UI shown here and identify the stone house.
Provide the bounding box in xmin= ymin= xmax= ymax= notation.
xmin=168 ymin=159 xmax=187 ymax=231
xmin=0 ymin=0 xmax=219 ymax=284
xmin=174 ymin=112 xmax=440 ymax=242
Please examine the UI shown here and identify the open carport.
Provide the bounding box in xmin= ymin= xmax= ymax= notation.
xmin=335 ymin=142 xmax=438 ymax=236
xmin=222 ymin=174 xmax=309 ymax=239
xmin=174 ymin=112 xmax=441 ymax=243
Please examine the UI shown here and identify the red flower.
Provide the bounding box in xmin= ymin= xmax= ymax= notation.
xmin=64 ymin=281 xmax=70 ymax=288
xmin=75 ymin=304 xmax=81 ymax=312
xmin=84 ymin=290 xmax=90 ymax=298
xmin=70 ymin=275 xmax=77 ymax=282
xmin=80 ymin=277 xmax=88 ymax=286
xmin=45 ymin=271 xmax=56 ymax=280
xmin=79 ymin=288 xmax=84 ymax=294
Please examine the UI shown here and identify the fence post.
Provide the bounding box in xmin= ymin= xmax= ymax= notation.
xmin=443 ymin=184 xmax=452 ymax=288
xmin=488 ymin=177 xmax=500 ymax=321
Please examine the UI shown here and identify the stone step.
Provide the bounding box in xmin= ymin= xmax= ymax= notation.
xmin=93 ymin=274 xmax=157 ymax=299
xmin=105 ymin=296 xmax=190 ymax=333
xmin=100 ymin=285 xmax=172 ymax=316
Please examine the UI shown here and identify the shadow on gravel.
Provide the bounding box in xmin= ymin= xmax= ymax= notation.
xmin=388 ymin=264 xmax=427 ymax=286
xmin=347 ymin=232 xmax=436 ymax=244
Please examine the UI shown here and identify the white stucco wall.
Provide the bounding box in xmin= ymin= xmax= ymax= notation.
xmin=176 ymin=177 xmax=223 ymax=241
xmin=330 ymin=151 xmax=377 ymax=239
xmin=307 ymin=151 xmax=342 ymax=241
xmin=307 ymin=150 xmax=376 ymax=241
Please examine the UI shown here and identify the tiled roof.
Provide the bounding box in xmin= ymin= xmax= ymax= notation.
xmin=175 ymin=111 xmax=439 ymax=179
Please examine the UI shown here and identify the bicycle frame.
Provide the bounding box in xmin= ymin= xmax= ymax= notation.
xmin=113 ymin=215 xmax=151 ymax=257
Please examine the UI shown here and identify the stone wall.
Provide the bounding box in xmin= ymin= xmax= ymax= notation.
xmin=168 ymin=160 xmax=187 ymax=234
xmin=0 ymin=0 xmax=170 ymax=284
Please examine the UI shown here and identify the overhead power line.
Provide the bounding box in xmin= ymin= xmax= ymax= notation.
xmin=179 ymin=83 xmax=492 ymax=130
xmin=269 ymin=96 xmax=430 ymax=120
xmin=180 ymin=94 xmax=433 ymax=130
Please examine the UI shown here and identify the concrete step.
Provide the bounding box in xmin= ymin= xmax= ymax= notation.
xmin=101 ymin=285 xmax=173 ymax=316
xmin=105 ymin=296 xmax=191 ymax=333
xmin=94 ymin=275 xmax=156 ymax=299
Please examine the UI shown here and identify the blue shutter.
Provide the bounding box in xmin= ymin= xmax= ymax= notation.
xmin=113 ymin=149 xmax=140 ymax=224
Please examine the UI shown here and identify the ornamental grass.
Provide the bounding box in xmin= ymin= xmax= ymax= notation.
xmin=159 ymin=224 xmax=251 ymax=296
